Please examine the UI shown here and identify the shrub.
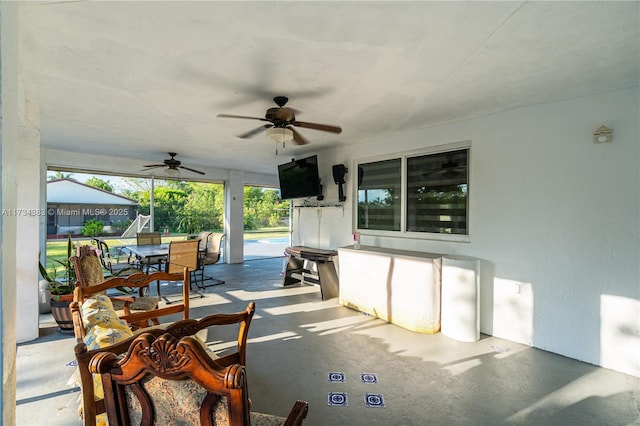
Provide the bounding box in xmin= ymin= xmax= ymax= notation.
xmin=110 ymin=219 xmax=132 ymax=234
xmin=175 ymin=214 xmax=204 ymax=235
xmin=244 ymin=213 xmax=258 ymax=230
xmin=82 ymin=219 xmax=104 ymax=237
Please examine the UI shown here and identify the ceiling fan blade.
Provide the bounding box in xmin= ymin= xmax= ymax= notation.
xmin=143 ymin=163 xmax=166 ymax=168
xmin=217 ymin=114 xmax=269 ymax=122
xmin=288 ymin=126 xmax=310 ymax=146
xmin=179 ymin=166 xmax=205 ymax=175
xmin=293 ymin=121 xmax=342 ymax=134
xmin=237 ymin=124 xmax=273 ymax=139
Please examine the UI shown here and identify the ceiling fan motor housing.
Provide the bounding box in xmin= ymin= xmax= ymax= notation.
xmin=265 ymin=107 xmax=295 ymax=125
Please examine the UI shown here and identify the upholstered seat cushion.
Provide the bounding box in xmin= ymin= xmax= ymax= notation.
xmin=111 ymin=296 xmax=160 ymax=313
xmin=81 ymin=296 xmax=134 ymax=347
xmin=250 ymin=411 xmax=288 ymax=425
xmin=129 ymin=375 xmax=288 ymax=425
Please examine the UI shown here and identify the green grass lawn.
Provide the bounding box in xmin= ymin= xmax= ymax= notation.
xmin=42 ymin=228 xmax=289 ymax=278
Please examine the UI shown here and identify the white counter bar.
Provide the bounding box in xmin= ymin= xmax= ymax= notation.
xmin=338 ymin=245 xmax=443 ymax=334
xmin=338 ymin=245 xmax=480 ymax=341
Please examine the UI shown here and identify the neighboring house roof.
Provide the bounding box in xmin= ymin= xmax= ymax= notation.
xmin=47 ymin=178 xmax=138 ymax=206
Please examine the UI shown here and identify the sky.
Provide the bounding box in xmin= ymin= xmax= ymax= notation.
xmin=47 ymin=171 xmax=278 ymax=194
xmin=47 ymin=171 xmax=131 ymax=193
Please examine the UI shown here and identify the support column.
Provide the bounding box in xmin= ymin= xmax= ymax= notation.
xmin=1 ymin=2 xmax=21 ymax=424
xmin=224 ymin=170 xmax=244 ymax=263
xmin=16 ymin=101 xmax=41 ymax=343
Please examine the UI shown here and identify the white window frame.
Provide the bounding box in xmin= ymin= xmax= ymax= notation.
xmin=353 ymin=140 xmax=471 ymax=243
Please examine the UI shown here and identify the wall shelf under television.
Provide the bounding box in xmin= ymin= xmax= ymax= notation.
xmin=293 ymin=203 xmax=344 ymax=209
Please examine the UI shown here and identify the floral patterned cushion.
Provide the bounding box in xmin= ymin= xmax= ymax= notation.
xmin=80 ymin=296 xmax=133 ymax=426
xmin=126 ymin=375 xmax=286 ymax=425
xmin=80 ymin=296 xmax=132 ymax=339
xmin=127 ymin=296 xmax=160 ymax=311
xmin=250 ymin=411 xmax=288 ymax=425
xmin=126 ymin=375 xmax=230 ymax=425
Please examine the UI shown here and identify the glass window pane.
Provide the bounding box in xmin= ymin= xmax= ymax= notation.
xmin=406 ymin=149 xmax=468 ymax=234
xmin=357 ymin=158 xmax=401 ymax=231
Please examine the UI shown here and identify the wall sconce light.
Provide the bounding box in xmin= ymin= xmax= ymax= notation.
xmin=593 ymin=125 xmax=613 ymax=144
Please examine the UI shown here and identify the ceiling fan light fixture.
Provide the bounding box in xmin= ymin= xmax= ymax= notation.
xmin=266 ymin=127 xmax=294 ymax=144
xmin=593 ymin=125 xmax=613 ymax=143
xmin=166 ymin=167 xmax=180 ymax=176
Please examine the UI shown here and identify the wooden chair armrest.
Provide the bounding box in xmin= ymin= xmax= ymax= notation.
xmin=120 ymin=304 xmax=186 ymax=325
xmin=110 ymin=295 xmax=135 ymax=304
xmin=283 ymin=400 xmax=309 ymax=426
xmin=70 ymin=301 xmax=85 ymax=341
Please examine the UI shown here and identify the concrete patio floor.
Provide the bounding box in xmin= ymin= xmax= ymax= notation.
xmin=16 ymin=252 xmax=640 ymax=425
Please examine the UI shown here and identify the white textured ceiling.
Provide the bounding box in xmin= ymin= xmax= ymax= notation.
xmin=20 ymin=1 xmax=639 ymax=176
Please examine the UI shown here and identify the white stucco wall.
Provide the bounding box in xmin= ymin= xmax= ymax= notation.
xmin=294 ymin=88 xmax=640 ymax=377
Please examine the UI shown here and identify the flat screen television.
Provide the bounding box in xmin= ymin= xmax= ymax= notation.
xmin=277 ymin=155 xmax=321 ymax=200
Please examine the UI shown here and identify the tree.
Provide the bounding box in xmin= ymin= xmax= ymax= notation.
xmin=243 ymin=186 xmax=288 ymax=229
xmin=179 ymin=183 xmax=224 ymax=231
xmin=121 ymin=178 xmax=286 ymax=234
xmin=121 ymin=177 xmax=153 ymax=192
xmin=49 ymin=171 xmax=73 ymax=180
xmin=136 ymin=186 xmax=189 ymax=232
xmin=85 ymin=176 xmax=114 ymax=192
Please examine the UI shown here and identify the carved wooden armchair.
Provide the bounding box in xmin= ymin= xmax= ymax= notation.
xmin=88 ymin=329 xmax=307 ymax=425
xmin=73 ymin=302 xmax=257 ymax=426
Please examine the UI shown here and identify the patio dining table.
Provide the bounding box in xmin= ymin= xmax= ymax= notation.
xmin=122 ymin=243 xmax=169 ymax=273
xmin=123 ymin=243 xmax=170 ymax=261
xmin=121 ymin=243 xmax=171 ymax=300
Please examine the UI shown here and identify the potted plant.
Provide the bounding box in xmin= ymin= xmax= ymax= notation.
xmin=38 ymin=234 xmax=76 ymax=333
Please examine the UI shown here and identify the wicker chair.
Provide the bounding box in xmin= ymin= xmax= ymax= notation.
xmin=135 ymin=232 xmax=164 ymax=272
xmin=196 ymin=231 xmax=213 ymax=253
xmin=136 ymin=231 xmax=162 ymax=246
xmin=159 ymin=239 xmax=203 ymax=300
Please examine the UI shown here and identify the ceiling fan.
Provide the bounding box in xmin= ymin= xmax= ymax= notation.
xmin=217 ymin=96 xmax=342 ymax=146
xmin=141 ymin=152 xmax=205 ymax=175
